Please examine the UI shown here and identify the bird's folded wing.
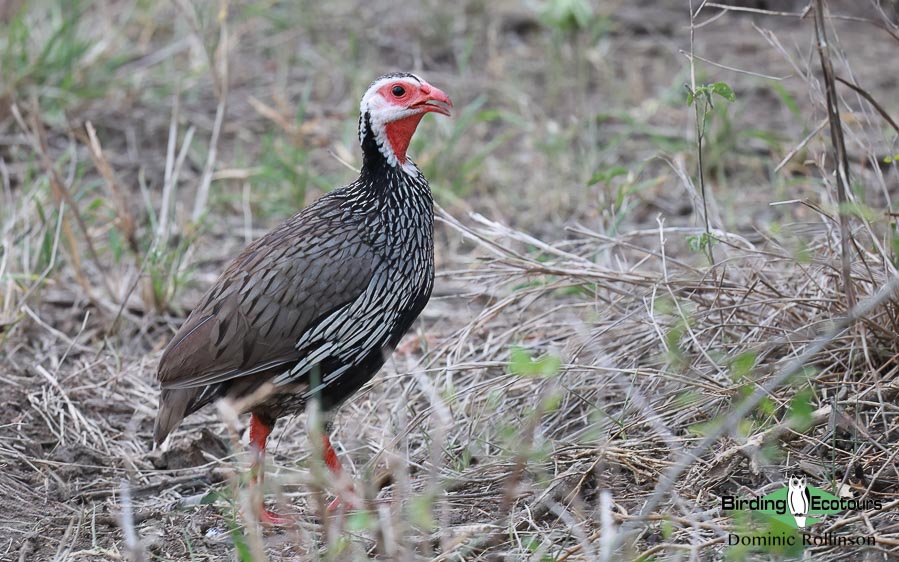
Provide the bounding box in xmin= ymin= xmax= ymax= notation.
xmin=158 ymin=209 xmax=377 ymax=390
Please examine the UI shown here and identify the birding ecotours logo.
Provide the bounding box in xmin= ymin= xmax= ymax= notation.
xmin=723 ymin=474 xmax=859 ymax=529
xmin=722 ymin=474 xmax=882 ymax=549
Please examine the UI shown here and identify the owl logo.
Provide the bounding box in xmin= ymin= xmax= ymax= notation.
xmin=787 ymin=474 xmax=811 ymax=528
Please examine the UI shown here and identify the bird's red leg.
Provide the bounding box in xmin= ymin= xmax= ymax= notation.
xmin=322 ymin=433 xmax=357 ymax=512
xmin=248 ymin=413 xmax=271 ymax=482
xmin=321 ymin=433 xmax=343 ymax=475
xmin=247 ymin=413 xmax=288 ymax=525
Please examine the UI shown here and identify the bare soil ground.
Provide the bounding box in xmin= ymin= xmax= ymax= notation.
xmin=2 ymin=1 xmax=899 ymax=560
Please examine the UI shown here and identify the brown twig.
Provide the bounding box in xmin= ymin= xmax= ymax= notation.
xmin=834 ymin=76 xmax=899 ymax=136
xmin=813 ymin=0 xmax=855 ymax=310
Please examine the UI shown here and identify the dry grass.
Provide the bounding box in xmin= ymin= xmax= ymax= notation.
xmin=2 ymin=0 xmax=899 ymax=560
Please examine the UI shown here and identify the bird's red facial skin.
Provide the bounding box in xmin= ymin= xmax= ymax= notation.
xmin=385 ymin=113 xmax=426 ymax=165
xmin=378 ymin=80 xmax=453 ymax=164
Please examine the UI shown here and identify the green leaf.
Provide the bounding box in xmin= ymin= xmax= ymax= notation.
xmin=688 ymin=420 xmax=716 ymax=436
xmin=653 ymin=297 xmax=676 ymax=316
xmin=686 ymin=232 xmax=713 ymax=253
xmin=408 ymin=495 xmax=436 ymax=530
xmin=661 ymin=519 xmax=674 ymax=539
xmin=346 ymin=510 xmax=374 ymax=532
xmin=508 ymin=347 xmax=562 ymax=378
xmin=758 ymin=396 xmax=776 ymax=417
xmin=225 ymin=518 xmax=254 ymax=562
xmin=542 ymin=389 xmax=564 ymax=413
xmin=788 ymin=388 xmax=814 ymax=431
xmin=200 ymin=490 xmax=223 ymax=505
xmin=673 ymin=390 xmax=701 ymax=408
xmin=729 ymin=351 xmax=757 ymax=381
xmin=539 ymin=0 xmax=595 ymax=31
xmin=588 ymin=165 xmax=628 ymax=185
xmin=839 ymin=201 xmax=878 ymax=222
xmin=709 ymin=81 xmax=736 ymax=102
xmin=771 ymin=82 xmax=800 ymax=118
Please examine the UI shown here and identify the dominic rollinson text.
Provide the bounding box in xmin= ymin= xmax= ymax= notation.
xmin=728 ymin=533 xmax=874 ymax=547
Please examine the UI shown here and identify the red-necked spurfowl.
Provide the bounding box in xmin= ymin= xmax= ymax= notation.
xmin=154 ymin=73 xmax=452 ymax=522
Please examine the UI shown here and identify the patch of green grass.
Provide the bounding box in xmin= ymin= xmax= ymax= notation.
xmin=145 ymin=234 xmax=197 ymax=314
xmin=238 ymin=130 xmax=327 ymax=217
xmin=590 ymin=164 xmax=665 ymax=235
xmin=1 ymin=0 xmax=127 ymax=121
xmin=508 ymin=346 xmax=562 ymax=378
xmin=0 ymin=150 xmax=69 ymax=327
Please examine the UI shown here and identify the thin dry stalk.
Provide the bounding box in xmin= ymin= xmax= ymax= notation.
xmin=158 ymin=86 xmax=189 ymax=242
xmin=82 ymin=121 xmax=139 ymax=255
xmin=813 ymin=0 xmax=855 ymax=310
xmin=191 ymin=0 xmax=230 ymax=224
xmin=117 ymin=482 xmax=148 ymax=562
xmin=834 ymin=75 xmax=899 ymax=135
xmin=688 ymin=0 xmax=716 ymax=266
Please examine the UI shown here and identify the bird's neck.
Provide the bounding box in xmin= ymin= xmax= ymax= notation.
xmin=357 ymin=157 xmax=427 ymax=200
xmin=354 ymin=134 xmax=432 ymax=213
xmin=360 ymin=112 xmax=422 ymax=176
xmin=383 ymin=114 xmax=424 ymax=165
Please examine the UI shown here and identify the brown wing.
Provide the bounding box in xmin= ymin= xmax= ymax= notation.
xmin=157 ymin=195 xmax=378 ymax=390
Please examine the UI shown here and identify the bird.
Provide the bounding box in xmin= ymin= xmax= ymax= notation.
xmin=153 ymin=72 xmax=452 ymax=523
xmin=787 ymin=474 xmax=810 ymax=528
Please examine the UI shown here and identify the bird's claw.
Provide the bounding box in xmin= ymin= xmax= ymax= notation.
xmin=326 ymin=485 xmax=360 ymax=514
xmin=240 ymin=505 xmax=293 ymax=527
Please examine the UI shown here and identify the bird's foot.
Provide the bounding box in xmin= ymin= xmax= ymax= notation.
xmin=241 ymin=504 xmax=293 ymax=527
xmin=258 ymin=507 xmax=292 ymax=527
xmin=326 ymin=496 xmax=353 ymax=513
xmin=326 ymin=485 xmax=360 ymax=514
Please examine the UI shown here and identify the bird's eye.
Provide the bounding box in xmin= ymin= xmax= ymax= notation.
xmin=391 ymin=85 xmax=406 ymax=97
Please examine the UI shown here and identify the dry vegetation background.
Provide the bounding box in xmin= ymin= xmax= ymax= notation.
xmin=2 ymin=0 xmax=899 ymax=560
